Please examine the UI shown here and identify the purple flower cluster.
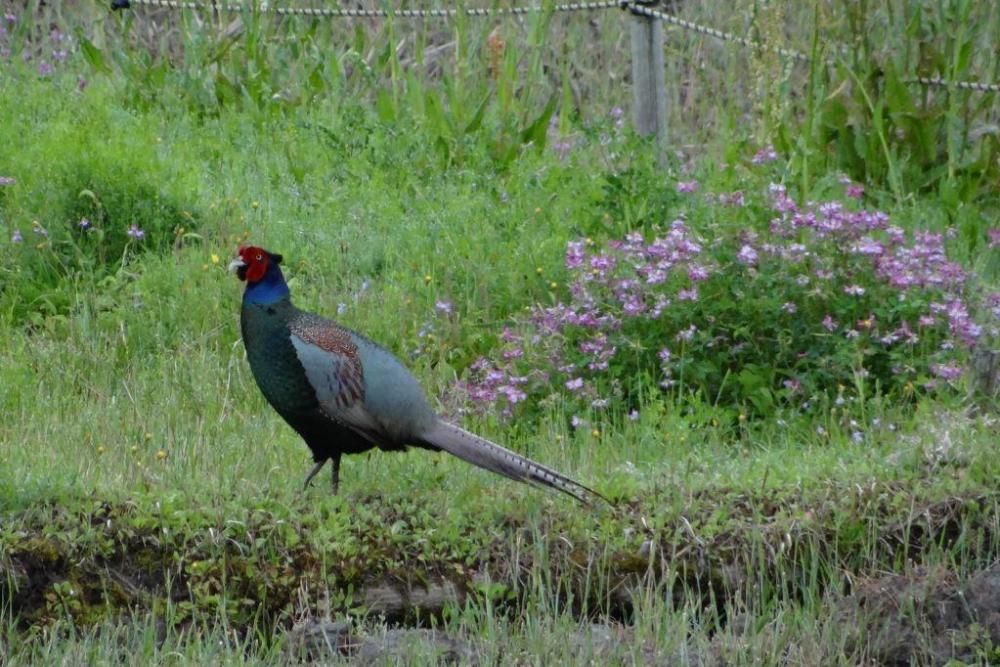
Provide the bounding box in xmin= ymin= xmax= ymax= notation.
xmin=461 ymin=177 xmax=994 ymax=417
xmin=763 ymin=184 xmax=982 ymax=348
xmin=464 ymin=220 xmax=710 ymax=413
xmin=2 ymin=16 xmax=73 ymax=77
xmin=751 ymin=145 xmax=778 ymax=165
xmin=930 ymin=363 xmax=963 ymax=381
xmin=462 ymin=354 xmax=531 ymax=417
xmin=736 ymin=244 xmax=758 ymax=266
xmin=714 ymin=191 xmax=746 ymax=207
xmin=7 ymin=215 xmax=150 ymax=248
xmin=839 ymin=175 xmax=865 ymax=199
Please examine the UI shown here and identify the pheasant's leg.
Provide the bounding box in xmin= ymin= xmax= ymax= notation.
xmin=303 ymin=459 xmax=327 ymax=490
xmin=330 ymin=452 xmax=342 ymax=495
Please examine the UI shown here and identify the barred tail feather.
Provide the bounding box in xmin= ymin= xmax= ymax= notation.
xmin=421 ymin=421 xmax=608 ymax=506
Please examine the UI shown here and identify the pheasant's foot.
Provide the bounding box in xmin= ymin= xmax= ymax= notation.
xmin=303 ymin=459 xmax=327 ymax=490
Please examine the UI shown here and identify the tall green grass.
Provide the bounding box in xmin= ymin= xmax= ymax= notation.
xmin=52 ymin=0 xmax=998 ymax=200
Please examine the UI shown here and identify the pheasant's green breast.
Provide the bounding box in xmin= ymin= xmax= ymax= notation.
xmin=240 ymin=299 xmax=318 ymax=418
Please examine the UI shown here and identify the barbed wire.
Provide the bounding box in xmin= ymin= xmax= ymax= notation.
xmin=631 ymin=4 xmax=1000 ymax=92
xmin=111 ymin=0 xmax=1000 ymax=92
xmin=907 ymin=76 xmax=1000 ymax=93
xmin=625 ymin=2 xmax=810 ymax=63
xmin=627 ymin=4 xmax=1000 ymax=91
xmin=111 ymin=0 xmax=624 ymax=18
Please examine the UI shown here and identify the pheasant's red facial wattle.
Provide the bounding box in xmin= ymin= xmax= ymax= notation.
xmin=234 ymin=245 xmax=284 ymax=284
xmin=240 ymin=246 xmax=270 ymax=283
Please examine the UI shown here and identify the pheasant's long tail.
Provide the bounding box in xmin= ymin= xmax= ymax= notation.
xmin=420 ymin=420 xmax=609 ymax=506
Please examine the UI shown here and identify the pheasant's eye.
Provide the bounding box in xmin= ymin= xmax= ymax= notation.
xmin=255 ymin=253 xmax=263 ymax=261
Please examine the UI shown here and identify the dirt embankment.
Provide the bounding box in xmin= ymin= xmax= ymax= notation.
xmin=3 ymin=487 xmax=1000 ymax=664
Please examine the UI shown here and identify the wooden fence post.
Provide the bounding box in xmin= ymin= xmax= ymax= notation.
xmin=629 ymin=2 xmax=667 ymax=164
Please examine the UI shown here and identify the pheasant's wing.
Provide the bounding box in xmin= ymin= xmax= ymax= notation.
xmin=288 ymin=319 xmax=381 ymax=441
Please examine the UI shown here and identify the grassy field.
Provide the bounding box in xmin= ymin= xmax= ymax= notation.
xmin=2 ymin=1 xmax=1000 ymax=664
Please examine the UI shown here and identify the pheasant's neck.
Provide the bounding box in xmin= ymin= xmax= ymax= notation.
xmin=243 ymin=266 xmax=290 ymax=306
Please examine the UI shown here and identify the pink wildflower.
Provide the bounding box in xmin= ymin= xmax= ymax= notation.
xmin=751 ymin=145 xmax=778 ymax=165
xmin=930 ymin=363 xmax=962 ymax=381
xmin=736 ymin=244 xmax=758 ymax=265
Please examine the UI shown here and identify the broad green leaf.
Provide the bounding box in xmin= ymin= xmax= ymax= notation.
xmin=76 ymin=33 xmax=111 ymax=75
xmin=521 ymin=95 xmax=557 ymax=152
xmin=463 ymin=92 xmax=491 ymax=136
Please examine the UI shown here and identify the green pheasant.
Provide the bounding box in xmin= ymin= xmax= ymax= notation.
xmin=231 ymin=245 xmax=605 ymax=504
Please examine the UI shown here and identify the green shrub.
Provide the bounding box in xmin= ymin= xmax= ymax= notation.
xmin=461 ymin=159 xmax=999 ymax=423
xmin=1 ymin=162 xmax=200 ymax=326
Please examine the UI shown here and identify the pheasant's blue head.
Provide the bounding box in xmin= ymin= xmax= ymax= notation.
xmin=231 ymin=245 xmax=288 ymax=303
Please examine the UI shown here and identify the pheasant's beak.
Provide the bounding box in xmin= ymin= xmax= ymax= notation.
xmin=229 ymin=257 xmax=248 ymax=281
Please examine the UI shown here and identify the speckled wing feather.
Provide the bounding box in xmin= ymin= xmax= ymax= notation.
xmin=288 ymin=317 xmax=381 ymax=440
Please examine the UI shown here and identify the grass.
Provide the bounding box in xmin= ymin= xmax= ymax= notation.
xmin=2 ymin=1 xmax=1000 ymax=664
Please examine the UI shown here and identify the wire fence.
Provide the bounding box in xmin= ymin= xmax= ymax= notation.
xmin=625 ymin=2 xmax=810 ymax=63
xmin=111 ymin=0 xmax=1000 ymax=94
xmin=112 ymin=0 xmax=624 ymax=18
